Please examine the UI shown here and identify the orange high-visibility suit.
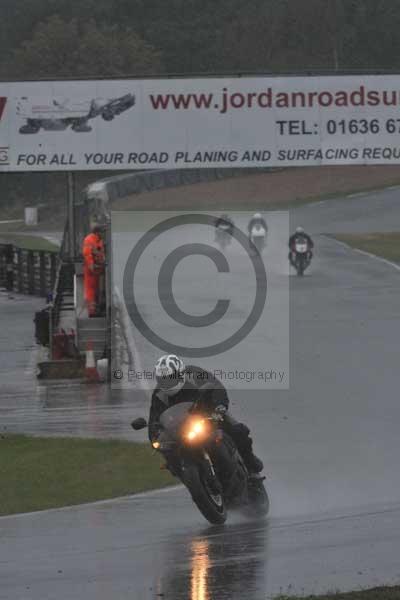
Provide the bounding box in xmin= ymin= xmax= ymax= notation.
xmin=82 ymin=231 xmax=105 ymax=317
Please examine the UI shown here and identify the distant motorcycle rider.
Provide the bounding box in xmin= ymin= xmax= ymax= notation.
xmin=247 ymin=213 xmax=268 ymax=238
xmin=148 ymin=355 xmax=264 ymax=475
xmin=288 ymin=227 xmax=314 ymax=265
xmin=215 ymin=213 xmax=234 ymax=235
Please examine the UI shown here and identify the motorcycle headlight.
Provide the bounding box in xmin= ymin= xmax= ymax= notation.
xmin=152 ymin=441 xmax=160 ymax=449
xmin=185 ymin=418 xmax=208 ymax=443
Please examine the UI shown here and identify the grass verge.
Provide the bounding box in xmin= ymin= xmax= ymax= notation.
xmin=0 ymin=233 xmax=59 ymax=252
xmin=331 ymin=232 xmax=400 ymax=264
xmin=0 ymin=434 xmax=174 ymax=516
xmin=278 ymin=587 xmax=400 ymax=600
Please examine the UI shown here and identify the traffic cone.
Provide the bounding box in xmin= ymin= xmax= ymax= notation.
xmin=85 ymin=340 xmax=99 ymax=383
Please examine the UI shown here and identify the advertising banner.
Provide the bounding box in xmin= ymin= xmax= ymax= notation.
xmin=2 ymin=75 xmax=400 ymax=171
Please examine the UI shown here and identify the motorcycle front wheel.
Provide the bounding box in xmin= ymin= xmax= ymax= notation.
xmin=296 ymin=259 xmax=305 ymax=276
xmin=183 ymin=464 xmax=227 ymax=524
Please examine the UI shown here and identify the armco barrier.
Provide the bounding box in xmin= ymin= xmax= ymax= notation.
xmin=84 ymin=166 xmax=275 ymax=217
xmin=0 ymin=243 xmax=57 ymax=297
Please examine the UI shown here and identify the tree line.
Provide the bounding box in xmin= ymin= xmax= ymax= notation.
xmin=1 ymin=0 xmax=400 ymax=215
xmin=1 ymin=0 xmax=400 ymax=79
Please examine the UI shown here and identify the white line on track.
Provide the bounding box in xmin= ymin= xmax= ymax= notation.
xmin=347 ymin=191 xmax=368 ymax=198
xmin=304 ymin=199 xmax=328 ymax=208
xmin=0 ymin=219 xmax=24 ymax=225
xmin=0 ymin=485 xmax=183 ymax=521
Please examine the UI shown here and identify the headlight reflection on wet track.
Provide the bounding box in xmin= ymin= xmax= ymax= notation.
xmin=158 ymin=520 xmax=269 ymax=600
xmin=191 ymin=539 xmax=210 ymax=600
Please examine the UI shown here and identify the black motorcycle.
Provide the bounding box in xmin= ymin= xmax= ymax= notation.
xmin=290 ymin=238 xmax=312 ymax=276
xmin=215 ymin=218 xmax=234 ymax=250
xmin=131 ymin=402 xmax=269 ymax=525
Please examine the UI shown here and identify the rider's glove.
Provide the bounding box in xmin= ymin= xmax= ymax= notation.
xmin=214 ymin=404 xmax=227 ymax=416
xmin=149 ymin=422 xmax=162 ymax=442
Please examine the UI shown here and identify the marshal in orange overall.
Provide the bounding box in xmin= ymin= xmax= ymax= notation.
xmin=82 ymin=225 xmax=105 ymax=317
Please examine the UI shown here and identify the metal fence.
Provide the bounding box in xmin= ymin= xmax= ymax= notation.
xmin=84 ymin=166 xmax=277 ymax=219
xmin=0 ymin=243 xmax=58 ymax=297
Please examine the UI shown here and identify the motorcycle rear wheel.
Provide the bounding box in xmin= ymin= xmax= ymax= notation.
xmin=183 ymin=464 xmax=227 ymax=525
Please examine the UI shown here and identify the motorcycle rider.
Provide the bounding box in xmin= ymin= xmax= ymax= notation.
xmin=215 ymin=213 xmax=234 ymax=235
xmin=247 ymin=212 xmax=268 ymax=239
xmin=148 ymin=354 xmax=264 ymax=476
xmin=288 ymin=226 xmax=314 ymax=266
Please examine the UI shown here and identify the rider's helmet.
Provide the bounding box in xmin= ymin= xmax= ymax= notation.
xmin=254 ymin=212 xmax=262 ymax=219
xmin=154 ymin=354 xmax=185 ymax=396
xmin=295 ymin=226 xmax=304 ymax=234
xmin=219 ymin=213 xmax=230 ymax=223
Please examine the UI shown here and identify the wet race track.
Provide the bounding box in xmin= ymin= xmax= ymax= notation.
xmin=1 ymin=188 xmax=400 ymax=598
